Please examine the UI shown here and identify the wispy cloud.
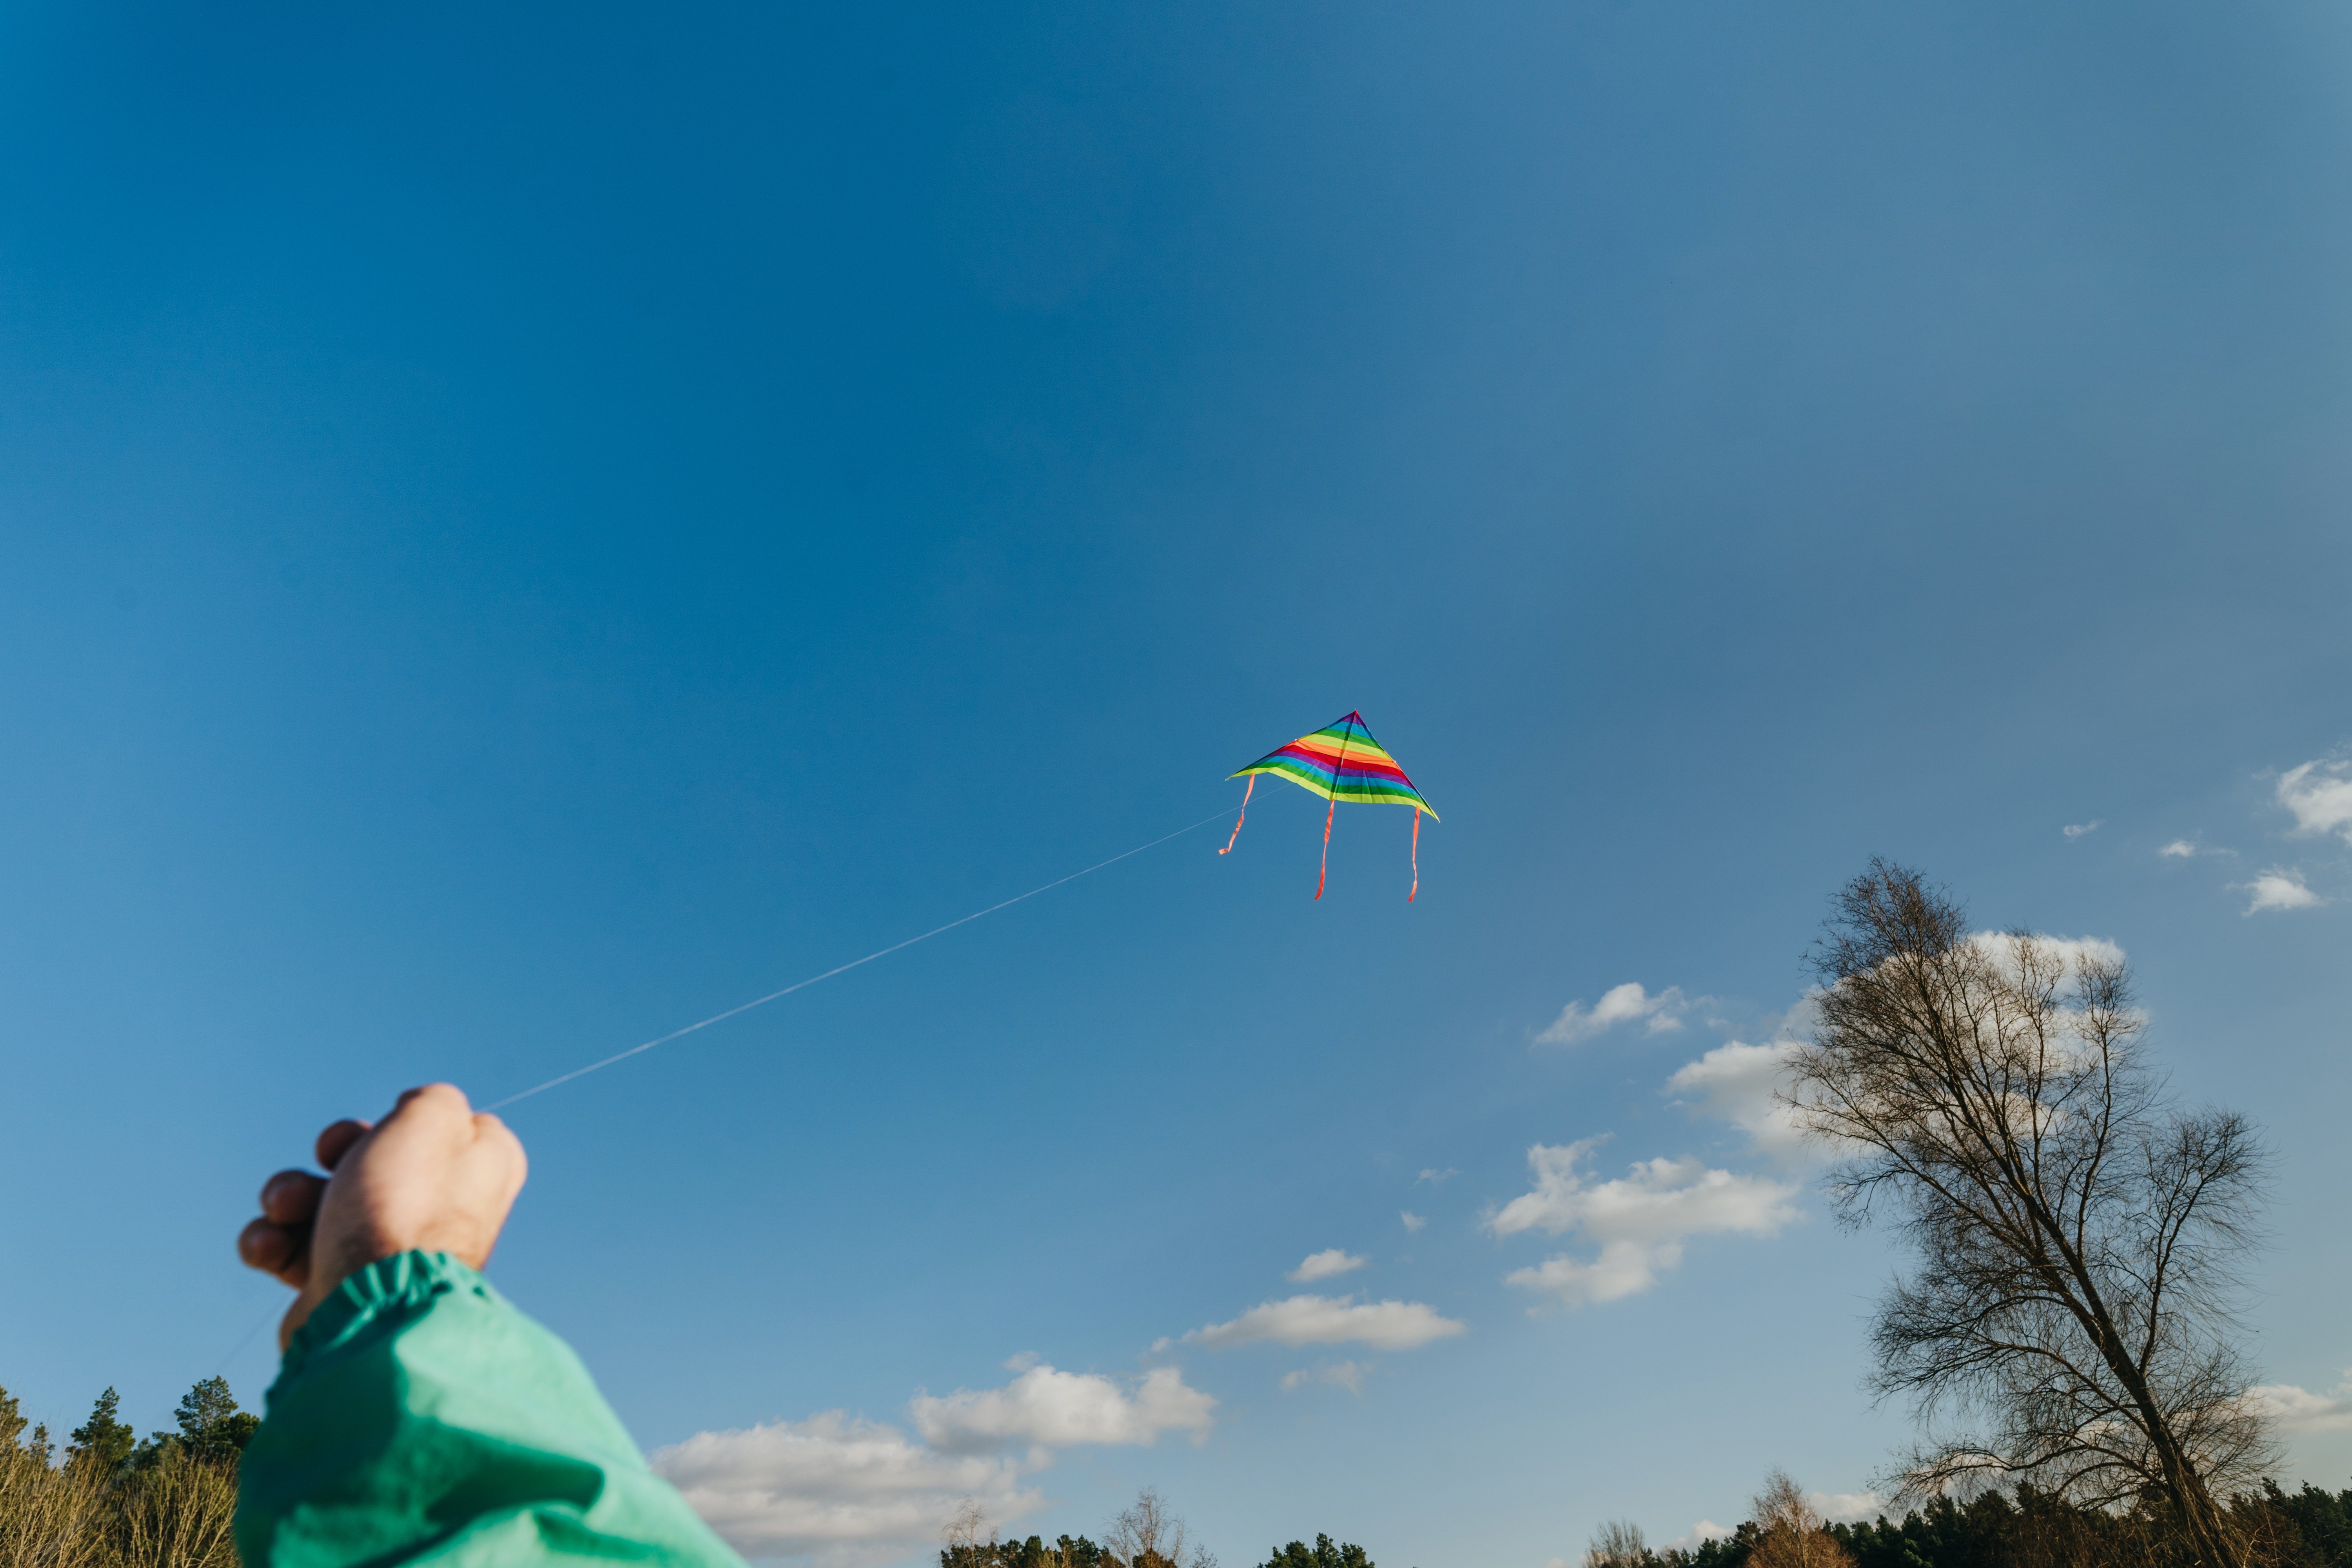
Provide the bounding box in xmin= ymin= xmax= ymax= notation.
xmin=2160 ymin=839 xmax=2198 ymax=858
xmin=1487 ymin=1138 xmax=1800 ymax=1308
xmin=1399 ymin=1210 xmax=1426 ymax=1233
xmin=1415 ymin=1167 xmax=1458 ymax=1185
xmin=2247 ymin=1374 xmax=2352 ymax=1435
xmin=1812 ymin=1490 xmax=1886 ymax=1524
xmin=1535 ymin=983 xmax=1696 ymax=1047
xmin=2278 ymin=759 xmax=2352 ymax=843
xmin=1661 ymin=1522 xmax=1735 ymax=1552
xmin=2063 ymin=820 xmax=2103 ymax=839
xmin=1288 ymin=1248 xmax=1367 ymax=1283
xmin=1187 ymin=1294 xmax=1466 ymax=1351
xmin=1279 ymin=1361 xmax=1369 ymax=1394
xmin=2239 ymin=867 xmax=2322 ymax=914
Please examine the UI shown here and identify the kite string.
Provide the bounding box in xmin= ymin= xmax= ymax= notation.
xmin=482 ymin=807 xmax=1237 ymax=1112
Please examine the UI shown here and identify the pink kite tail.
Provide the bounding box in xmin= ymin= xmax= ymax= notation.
xmin=1220 ymin=775 xmax=1255 ymax=855
xmin=1408 ymin=806 xmax=1420 ymax=903
xmin=1316 ymin=796 xmax=1335 ymax=900
xmin=1317 ymin=717 xmax=1356 ymax=901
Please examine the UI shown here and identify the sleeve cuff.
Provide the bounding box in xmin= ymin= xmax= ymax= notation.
xmin=278 ymin=1250 xmax=501 ymax=1385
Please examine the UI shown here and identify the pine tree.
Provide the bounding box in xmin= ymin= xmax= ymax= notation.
xmin=67 ymin=1386 xmax=136 ymax=1471
xmin=169 ymin=1375 xmax=259 ymax=1461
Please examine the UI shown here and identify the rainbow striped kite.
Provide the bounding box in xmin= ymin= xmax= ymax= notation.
xmin=1219 ymin=711 xmax=1438 ymax=901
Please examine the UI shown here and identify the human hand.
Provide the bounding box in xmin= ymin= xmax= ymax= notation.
xmin=238 ymin=1083 xmax=528 ymax=1350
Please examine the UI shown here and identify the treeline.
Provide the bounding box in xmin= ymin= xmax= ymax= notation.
xmin=942 ymin=1488 xmax=1374 ymax=1568
xmin=0 ymin=1378 xmax=254 ymax=1568
xmin=942 ymin=1532 xmax=1374 ymax=1568
xmin=1589 ymin=1476 xmax=2352 ymax=1568
xmin=943 ymin=1533 xmax=1120 ymax=1568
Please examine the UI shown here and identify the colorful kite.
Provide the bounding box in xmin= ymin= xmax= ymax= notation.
xmin=1220 ymin=711 xmax=1439 ymax=900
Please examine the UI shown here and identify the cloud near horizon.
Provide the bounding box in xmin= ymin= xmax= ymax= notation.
xmin=653 ymin=1413 xmax=1039 ymax=1567
xmin=1812 ymin=1490 xmax=1886 ymax=1523
xmin=1187 ymin=1293 xmax=1466 ymax=1351
xmin=652 ymin=1361 xmax=1217 ymax=1564
xmin=2247 ymin=1374 xmax=2352 ymax=1435
xmin=1488 ymin=1138 xmax=1800 ymax=1308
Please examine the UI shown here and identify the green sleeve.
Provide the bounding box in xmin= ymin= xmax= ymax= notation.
xmin=235 ymin=1250 xmax=743 ymax=1568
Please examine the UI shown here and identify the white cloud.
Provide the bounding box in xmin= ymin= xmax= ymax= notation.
xmin=1811 ymin=1490 xmax=1886 ymax=1523
xmin=2278 ymin=760 xmax=2352 ymax=842
xmin=653 ymin=1413 xmax=1040 ymax=1567
xmin=1965 ymin=930 xmax=2126 ymax=974
xmin=1416 ymin=1167 xmax=1458 ymax=1185
xmin=1664 ymin=1040 xmax=1807 ymax=1161
xmin=1279 ymin=1361 xmax=1369 ymax=1394
xmin=2160 ymin=839 xmax=2196 ymax=858
xmin=2240 ymin=867 xmax=2322 ymax=914
xmin=1399 ymin=1210 xmax=1426 ymax=1233
xmin=1289 ymin=1249 xmax=1368 ymax=1283
xmin=1662 ymin=1522 xmax=1734 ymax=1552
xmin=910 ymin=1364 xmax=1214 ymax=1453
xmin=2063 ymin=820 xmax=2103 ymax=839
xmin=1187 ymin=1294 xmax=1467 ymax=1351
xmin=2248 ymin=1374 xmax=2352 ymax=1435
xmin=1488 ymin=1138 xmax=1800 ymax=1308
xmin=655 ymin=1359 xmax=1219 ymax=1564
xmin=1535 ymin=983 xmax=1694 ymax=1047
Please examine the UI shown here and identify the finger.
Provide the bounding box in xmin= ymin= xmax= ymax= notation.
xmin=261 ymin=1170 xmax=325 ymax=1224
xmin=471 ymin=1112 xmax=526 ymax=1178
xmin=380 ymin=1083 xmax=476 ymax=1152
xmin=240 ymin=1217 xmax=310 ymax=1285
xmin=315 ymin=1119 xmax=371 ymax=1171
xmin=390 ymin=1082 xmax=472 ymax=1123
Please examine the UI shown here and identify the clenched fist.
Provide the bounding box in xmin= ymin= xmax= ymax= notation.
xmin=238 ymin=1084 xmax=528 ymax=1349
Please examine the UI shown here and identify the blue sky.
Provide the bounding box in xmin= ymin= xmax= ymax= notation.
xmin=4 ymin=2 xmax=2352 ymax=1563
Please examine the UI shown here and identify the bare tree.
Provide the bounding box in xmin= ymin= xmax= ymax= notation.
xmin=1108 ymin=1486 xmax=1216 ymax=1568
xmin=1744 ymin=1471 xmax=1853 ymax=1568
xmin=944 ymin=1498 xmax=994 ymax=1557
xmin=1582 ymin=1518 xmax=1650 ymax=1568
xmin=1785 ymin=862 xmax=2270 ymax=1568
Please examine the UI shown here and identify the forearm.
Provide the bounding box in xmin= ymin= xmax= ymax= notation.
xmin=235 ymin=1251 xmax=740 ymax=1568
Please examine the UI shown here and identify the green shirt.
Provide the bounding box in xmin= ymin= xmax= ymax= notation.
xmin=236 ymin=1250 xmax=742 ymax=1568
